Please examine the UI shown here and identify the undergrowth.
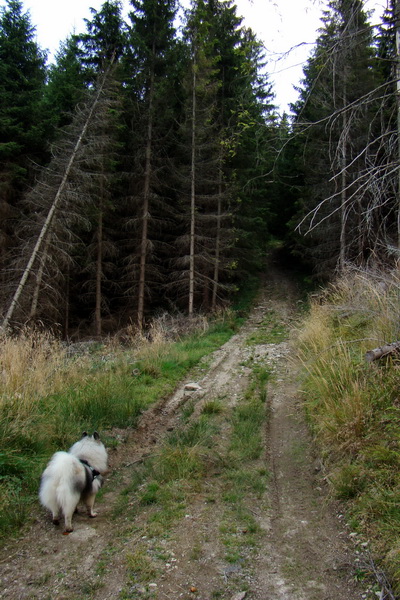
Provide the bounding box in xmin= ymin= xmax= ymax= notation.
xmin=0 ymin=312 xmax=240 ymax=541
xmin=297 ymin=267 xmax=400 ymax=594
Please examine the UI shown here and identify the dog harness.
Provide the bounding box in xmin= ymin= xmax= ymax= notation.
xmin=79 ymin=459 xmax=100 ymax=480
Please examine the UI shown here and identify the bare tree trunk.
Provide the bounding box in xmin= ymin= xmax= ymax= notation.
xmin=137 ymin=48 xmax=155 ymax=329
xmin=1 ymin=61 xmax=114 ymax=332
xmin=95 ymin=208 xmax=103 ymax=336
xmin=212 ymin=161 xmax=222 ymax=310
xmin=396 ymin=0 xmax=400 ymax=248
xmin=189 ymin=60 xmax=197 ymax=317
xmin=29 ymin=232 xmax=51 ymax=320
xmin=339 ymin=81 xmax=348 ymax=272
xmin=366 ymin=341 xmax=400 ymax=362
xmin=64 ymin=265 xmax=70 ymax=338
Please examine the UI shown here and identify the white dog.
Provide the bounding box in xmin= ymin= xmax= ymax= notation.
xmin=39 ymin=432 xmax=108 ymax=534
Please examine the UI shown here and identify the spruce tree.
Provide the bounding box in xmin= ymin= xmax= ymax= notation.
xmin=374 ymin=0 xmax=400 ymax=254
xmin=79 ymin=0 xmax=128 ymax=72
xmin=2 ymin=2 xmax=127 ymax=332
xmin=170 ymin=0 xmax=224 ymax=314
xmin=44 ymin=36 xmax=87 ymax=131
xmin=122 ymin=0 xmax=178 ymax=327
xmin=228 ymin=27 xmax=278 ymax=279
xmin=0 ymin=0 xmax=47 ymax=283
xmin=291 ymin=0 xmax=379 ymax=276
xmin=173 ymin=0 xmax=278 ymax=310
xmin=68 ymin=0 xmax=127 ymax=334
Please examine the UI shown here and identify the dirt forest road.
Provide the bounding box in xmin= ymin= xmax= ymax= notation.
xmin=0 ymin=265 xmax=373 ymax=600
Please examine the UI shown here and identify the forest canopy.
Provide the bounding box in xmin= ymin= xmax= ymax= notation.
xmin=0 ymin=0 xmax=398 ymax=336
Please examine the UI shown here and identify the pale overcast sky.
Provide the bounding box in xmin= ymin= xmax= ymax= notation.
xmin=1 ymin=0 xmax=388 ymax=113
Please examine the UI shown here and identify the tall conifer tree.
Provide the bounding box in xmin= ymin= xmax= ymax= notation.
xmin=123 ymin=0 xmax=178 ymax=327
xmin=291 ymin=0 xmax=378 ymax=276
xmin=44 ymin=36 xmax=87 ymax=131
xmin=0 ymin=0 xmax=47 ymax=282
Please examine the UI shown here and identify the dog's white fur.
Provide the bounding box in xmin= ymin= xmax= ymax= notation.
xmin=39 ymin=432 xmax=108 ymax=533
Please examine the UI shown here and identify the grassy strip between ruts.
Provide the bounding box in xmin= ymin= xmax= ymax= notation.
xmin=0 ymin=309 xmax=247 ymax=542
xmin=111 ymin=358 xmax=271 ymax=600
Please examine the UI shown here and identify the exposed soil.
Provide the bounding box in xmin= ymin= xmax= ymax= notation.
xmin=0 ymin=265 xmax=374 ymax=600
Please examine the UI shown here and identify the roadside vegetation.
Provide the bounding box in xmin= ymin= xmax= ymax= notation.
xmin=0 ymin=306 xmax=251 ymax=542
xmin=297 ymin=267 xmax=400 ymax=593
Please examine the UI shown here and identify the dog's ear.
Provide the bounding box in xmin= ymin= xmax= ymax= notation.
xmin=81 ymin=432 xmax=88 ymax=438
xmin=93 ymin=431 xmax=100 ymax=440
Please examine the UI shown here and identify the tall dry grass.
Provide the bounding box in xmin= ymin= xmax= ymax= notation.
xmin=0 ymin=328 xmax=66 ymax=399
xmin=0 ymin=329 xmax=70 ymax=447
xmin=297 ymin=267 xmax=400 ymax=593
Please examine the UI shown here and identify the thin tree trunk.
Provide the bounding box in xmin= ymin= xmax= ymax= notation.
xmin=1 ymin=61 xmax=114 ymax=331
xmin=396 ymin=0 xmax=400 ymax=248
xmin=212 ymin=162 xmax=222 ymax=310
xmin=29 ymin=232 xmax=51 ymax=320
xmin=137 ymin=46 xmax=155 ymax=329
xmin=189 ymin=58 xmax=197 ymax=317
xmin=339 ymin=81 xmax=348 ymax=271
xmin=95 ymin=208 xmax=103 ymax=336
xmin=64 ymin=265 xmax=70 ymax=338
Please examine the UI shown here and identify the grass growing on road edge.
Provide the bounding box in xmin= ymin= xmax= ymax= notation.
xmin=0 ymin=314 xmax=239 ymax=542
xmin=297 ymin=268 xmax=400 ymax=594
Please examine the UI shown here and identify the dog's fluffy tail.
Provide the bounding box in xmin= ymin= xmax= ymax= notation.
xmin=39 ymin=451 xmax=83 ymax=519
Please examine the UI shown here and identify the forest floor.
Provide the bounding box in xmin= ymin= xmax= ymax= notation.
xmin=0 ymin=264 xmax=377 ymax=600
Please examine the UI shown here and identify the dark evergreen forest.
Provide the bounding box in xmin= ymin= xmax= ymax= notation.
xmin=0 ymin=0 xmax=398 ymax=336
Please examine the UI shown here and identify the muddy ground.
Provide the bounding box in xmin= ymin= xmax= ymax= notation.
xmin=0 ymin=266 xmax=378 ymax=600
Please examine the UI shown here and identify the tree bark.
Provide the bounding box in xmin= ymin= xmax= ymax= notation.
xmin=137 ymin=43 xmax=155 ymax=329
xmin=95 ymin=208 xmax=103 ymax=336
xmin=64 ymin=265 xmax=70 ymax=338
xmin=365 ymin=341 xmax=400 ymax=362
xmin=29 ymin=232 xmax=51 ymax=320
xmin=189 ymin=55 xmax=197 ymax=317
xmin=212 ymin=161 xmax=222 ymax=310
xmin=339 ymin=80 xmax=347 ymax=272
xmin=396 ymin=0 xmax=400 ymax=248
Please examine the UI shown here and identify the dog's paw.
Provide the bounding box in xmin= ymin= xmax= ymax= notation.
xmin=63 ymin=529 xmax=73 ymax=535
xmin=88 ymin=511 xmax=98 ymax=518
